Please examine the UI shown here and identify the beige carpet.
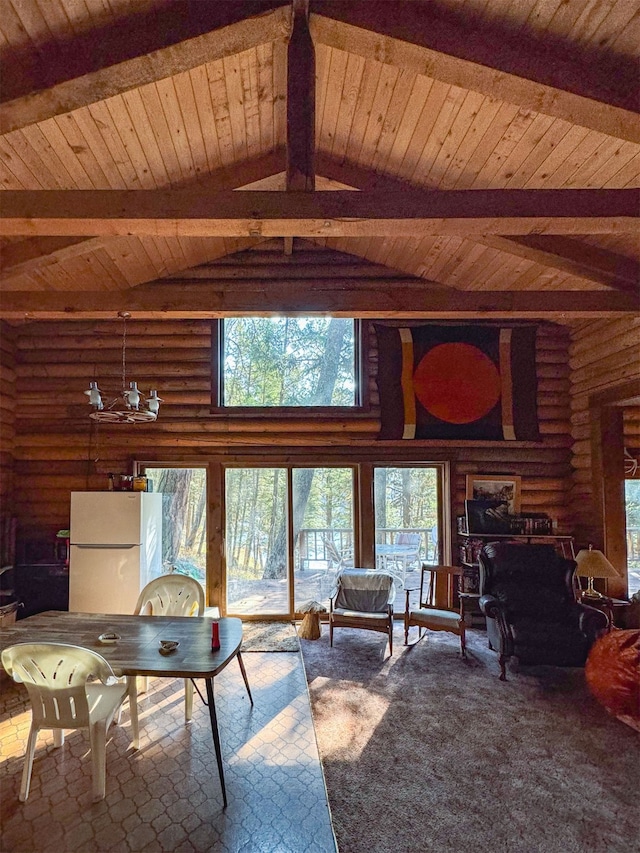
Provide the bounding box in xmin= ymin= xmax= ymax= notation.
xmin=300 ymin=624 xmax=640 ymax=853
xmin=241 ymin=620 xmax=300 ymax=651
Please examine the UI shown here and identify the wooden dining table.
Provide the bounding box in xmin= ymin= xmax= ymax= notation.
xmin=0 ymin=611 xmax=253 ymax=807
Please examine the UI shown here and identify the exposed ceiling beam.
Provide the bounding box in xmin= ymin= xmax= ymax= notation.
xmin=1 ymin=284 xmax=635 ymax=321
xmin=0 ymin=151 xmax=287 ymax=281
xmin=479 ymin=235 xmax=640 ymax=296
xmin=0 ymin=6 xmax=290 ymax=135
xmin=316 ymin=153 xmax=640 ymax=294
xmin=1 ymin=189 xmax=637 ymax=238
xmin=310 ymin=9 xmax=640 ymax=144
xmin=287 ymin=0 xmax=315 ymax=191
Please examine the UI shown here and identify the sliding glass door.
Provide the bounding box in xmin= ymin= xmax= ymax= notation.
xmin=225 ymin=466 xmax=356 ymax=617
xmin=373 ymin=466 xmax=441 ymax=588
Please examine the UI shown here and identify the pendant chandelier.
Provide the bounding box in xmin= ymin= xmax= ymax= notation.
xmin=85 ymin=312 xmax=162 ymax=423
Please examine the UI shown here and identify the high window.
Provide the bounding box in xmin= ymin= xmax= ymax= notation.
xmin=212 ymin=318 xmax=362 ymax=410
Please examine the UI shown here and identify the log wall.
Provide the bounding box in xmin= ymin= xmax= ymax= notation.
xmin=569 ymin=316 xmax=640 ymax=546
xmin=0 ymin=322 xmax=16 ymax=510
xmin=8 ymin=318 xmax=574 ymax=548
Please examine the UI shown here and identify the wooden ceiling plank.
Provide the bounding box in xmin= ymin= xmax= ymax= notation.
xmin=474 ymin=107 xmax=539 ymax=187
xmin=2 ymin=284 xmax=635 ymax=320
xmin=310 ymin=9 xmax=640 ymax=143
xmin=343 ymin=57 xmax=385 ymax=165
xmin=189 ymin=64 xmax=222 ymax=174
xmin=384 ymin=73 xmax=433 ymax=175
xmin=541 ymin=129 xmax=611 ymax=188
xmin=72 ymin=104 xmax=128 ymax=189
xmin=104 ymin=95 xmax=156 ymax=189
xmin=395 ymin=79 xmax=451 ymax=181
xmin=208 ymin=58 xmax=235 ymax=167
xmin=502 ymin=116 xmax=573 ymax=188
xmin=0 ymin=135 xmax=43 ymax=188
xmin=86 ymin=100 xmax=143 ymax=189
xmin=156 ymin=75 xmax=197 ymax=184
xmin=357 ymin=63 xmax=402 ymax=171
xmin=330 ymin=51 xmax=366 ymax=163
xmin=438 ymin=93 xmax=505 ymax=189
xmin=0 ymin=6 xmax=291 ymax=135
xmin=53 ymin=112 xmax=113 ymax=189
xmin=566 ymin=136 xmax=632 ymax=188
xmin=239 ymin=48 xmax=262 ymax=161
xmin=223 ymin=52 xmax=249 ymax=164
xmin=317 ymin=45 xmax=349 ymax=158
xmin=121 ymin=87 xmax=170 ymax=188
xmin=601 ymin=150 xmax=640 ymax=189
xmin=6 ymin=127 xmax=69 ymax=189
xmin=37 ymin=116 xmax=95 ymax=188
xmin=425 ymin=89 xmax=486 ymax=187
xmin=461 ymin=102 xmax=521 ymax=187
xmin=256 ymin=42 xmax=276 ymax=153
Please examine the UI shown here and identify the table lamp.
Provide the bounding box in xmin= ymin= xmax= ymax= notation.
xmin=575 ymin=545 xmax=619 ymax=599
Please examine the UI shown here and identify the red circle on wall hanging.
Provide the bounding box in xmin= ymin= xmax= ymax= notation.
xmin=413 ymin=342 xmax=501 ymax=424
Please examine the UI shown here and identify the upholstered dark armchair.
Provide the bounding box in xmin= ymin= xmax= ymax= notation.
xmin=478 ymin=542 xmax=608 ymax=680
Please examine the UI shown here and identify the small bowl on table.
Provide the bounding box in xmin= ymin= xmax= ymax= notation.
xmin=159 ymin=639 xmax=179 ymax=655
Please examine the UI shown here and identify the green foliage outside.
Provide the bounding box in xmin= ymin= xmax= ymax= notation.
xmin=223 ymin=317 xmax=355 ymax=406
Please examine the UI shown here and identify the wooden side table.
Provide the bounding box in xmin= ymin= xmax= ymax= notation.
xmin=580 ymin=595 xmax=631 ymax=630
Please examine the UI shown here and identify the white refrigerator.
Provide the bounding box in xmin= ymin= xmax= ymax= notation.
xmin=69 ymin=491 xmax=163 ymax=614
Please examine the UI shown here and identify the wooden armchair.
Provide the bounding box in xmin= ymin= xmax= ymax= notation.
xmin=404 ymin=565 xmax=466 ymax=656
xmin=329 ymin=568 xmax=396 ymax=655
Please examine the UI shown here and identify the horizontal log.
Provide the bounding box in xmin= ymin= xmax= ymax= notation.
xmin=16 ymin=362 xmax=211 ymax=378
xmin=17 ymin=335 xmax=214 ymax=351
xmin=17 ymin=348 xmax=211 ymax=364
xmin=16 ymin=320 xmax=214 ymax=338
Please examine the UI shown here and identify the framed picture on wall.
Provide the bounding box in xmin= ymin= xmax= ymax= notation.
xmin=466 ymin=475 xmax=521 ymax=515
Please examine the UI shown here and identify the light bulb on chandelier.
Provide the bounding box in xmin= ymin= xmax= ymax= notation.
xmin=85 ymin=312 xmax=163 ymax=423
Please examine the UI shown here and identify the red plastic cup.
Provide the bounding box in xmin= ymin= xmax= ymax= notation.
xmin=211 ymin=621 xmax=220 ymax=651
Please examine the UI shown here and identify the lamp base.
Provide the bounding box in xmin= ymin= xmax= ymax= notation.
xmin=582 ymin=577 xmax=605 ymax=600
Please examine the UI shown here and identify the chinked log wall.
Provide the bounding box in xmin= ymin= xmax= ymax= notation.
xmin=569 ymin=316 xmax=640 ymax=544
xmin=9 ymin=318 xmax=574 ymax=541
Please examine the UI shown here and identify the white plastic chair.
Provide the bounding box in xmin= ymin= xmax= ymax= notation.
xmin=134 ymin=573 xmax=205 ymax=722
xmin=1 ymin=642 xmax=139 ymax=802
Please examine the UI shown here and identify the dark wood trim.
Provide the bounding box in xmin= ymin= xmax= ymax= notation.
xmin=287 ymin=0 xmax=315 ymax=191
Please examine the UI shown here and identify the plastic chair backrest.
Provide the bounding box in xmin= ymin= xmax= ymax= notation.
xmin=395 ymin=532 xmax=421 ymax=549
xmin=134 ymin=573 xmax=204 ymax=617
xmin=1 ymin=642 xmax=118 ymax=730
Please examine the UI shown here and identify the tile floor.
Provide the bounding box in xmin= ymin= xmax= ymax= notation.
xmin=0 ymin=651 xmax=337 ymax=853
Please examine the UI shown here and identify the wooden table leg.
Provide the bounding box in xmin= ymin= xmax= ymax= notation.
xmin=205 ymin=678 xmax=227 ymax=808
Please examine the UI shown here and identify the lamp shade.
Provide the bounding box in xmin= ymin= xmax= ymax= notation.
xmin=575 ymin=548 xmax=619 ymax=579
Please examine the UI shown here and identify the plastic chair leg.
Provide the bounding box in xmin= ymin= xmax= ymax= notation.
xmin=127 ymin=678 xmax=139 ymax=749
xmin=53 ymin=729 xmax=64 ymax=747
xmin=184 ymin=678 xmax=193 ymax=723
xmin=89 ymin=719 xmax=108 ymax=802
xmin=19 ymin=724 xmax=39 ymax=802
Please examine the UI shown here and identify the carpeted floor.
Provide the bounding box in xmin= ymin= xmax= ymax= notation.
xmin=300 ymin=624 xmax=640 ymax=853
xmin=241 ymin=620 xmax=300 ymax=651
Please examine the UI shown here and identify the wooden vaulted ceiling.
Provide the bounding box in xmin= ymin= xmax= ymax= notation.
xmin=0 ymin=0 xmax=638 ymax=321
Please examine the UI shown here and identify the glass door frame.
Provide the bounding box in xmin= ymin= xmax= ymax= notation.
xmin=221 ymin=463 xmax=360 ymax=620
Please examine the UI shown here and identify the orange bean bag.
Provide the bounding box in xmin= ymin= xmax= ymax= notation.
xmin=585 ymin=629 xmax=640 ymax=731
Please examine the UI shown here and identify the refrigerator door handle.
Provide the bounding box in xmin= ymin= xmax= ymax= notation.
xmin=74 ymin=544 xmax=138 ymax=549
